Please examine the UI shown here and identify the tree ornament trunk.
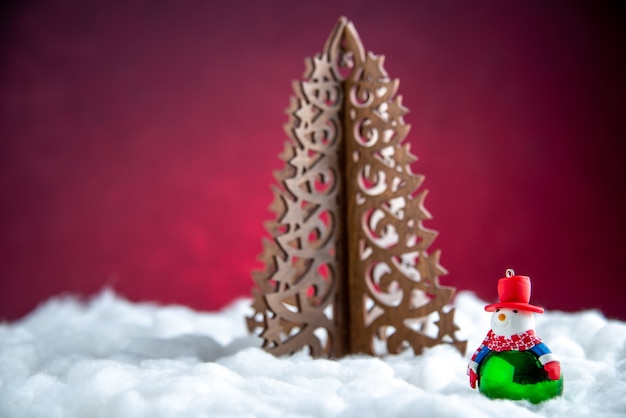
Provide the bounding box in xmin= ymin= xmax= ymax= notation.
xmin=247 ymin=17 xmax=467 ymax=358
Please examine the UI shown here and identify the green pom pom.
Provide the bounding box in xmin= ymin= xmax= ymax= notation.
xmin=478 ymin=350 xmax=563 ymax=403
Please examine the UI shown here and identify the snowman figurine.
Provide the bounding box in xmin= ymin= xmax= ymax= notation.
xmin=467 ymin=269 xmax=563 ymax=403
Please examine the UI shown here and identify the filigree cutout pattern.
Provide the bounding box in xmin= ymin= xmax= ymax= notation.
xmin=247 ymin=17 xmax=466 ymax=357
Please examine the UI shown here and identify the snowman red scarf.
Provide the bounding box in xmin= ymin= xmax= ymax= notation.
xmin=481 ymin=329 xmax=542 ymax=353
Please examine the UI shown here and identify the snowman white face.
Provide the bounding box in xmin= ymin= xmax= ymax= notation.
xmin=490 ymin=307 xmax=535 ymax=337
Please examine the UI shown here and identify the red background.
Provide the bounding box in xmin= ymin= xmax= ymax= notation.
xmin=2 ymin=1 xmax=625 ymax=321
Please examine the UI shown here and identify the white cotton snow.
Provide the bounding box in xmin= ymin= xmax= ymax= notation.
xmin=1 ymin=290 xmax=626 ymax=418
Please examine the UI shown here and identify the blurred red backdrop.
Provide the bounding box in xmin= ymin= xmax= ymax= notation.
xmin=1 ymin=1 xmax=625 ymax=321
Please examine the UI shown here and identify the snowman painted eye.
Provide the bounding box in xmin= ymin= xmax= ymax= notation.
xmin=496 ymin=309 xmax=500 ymax=312
xmin=513 ymin=310 xmax=518 ymax=314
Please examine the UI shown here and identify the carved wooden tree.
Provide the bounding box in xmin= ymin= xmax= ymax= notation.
xmin=247 ymin=17 xmax=466 ymax=358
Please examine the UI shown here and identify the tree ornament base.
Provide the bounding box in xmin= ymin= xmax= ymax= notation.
xmin=478 ymin=350 xmax=563 ymax=404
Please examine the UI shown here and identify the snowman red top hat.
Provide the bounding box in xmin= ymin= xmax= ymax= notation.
xmin=484 ymin=269 xmax=544 ymax=313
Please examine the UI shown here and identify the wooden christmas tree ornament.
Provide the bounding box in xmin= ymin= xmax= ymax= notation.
xmin=247 ymin=17 xmax=467 ymax=358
